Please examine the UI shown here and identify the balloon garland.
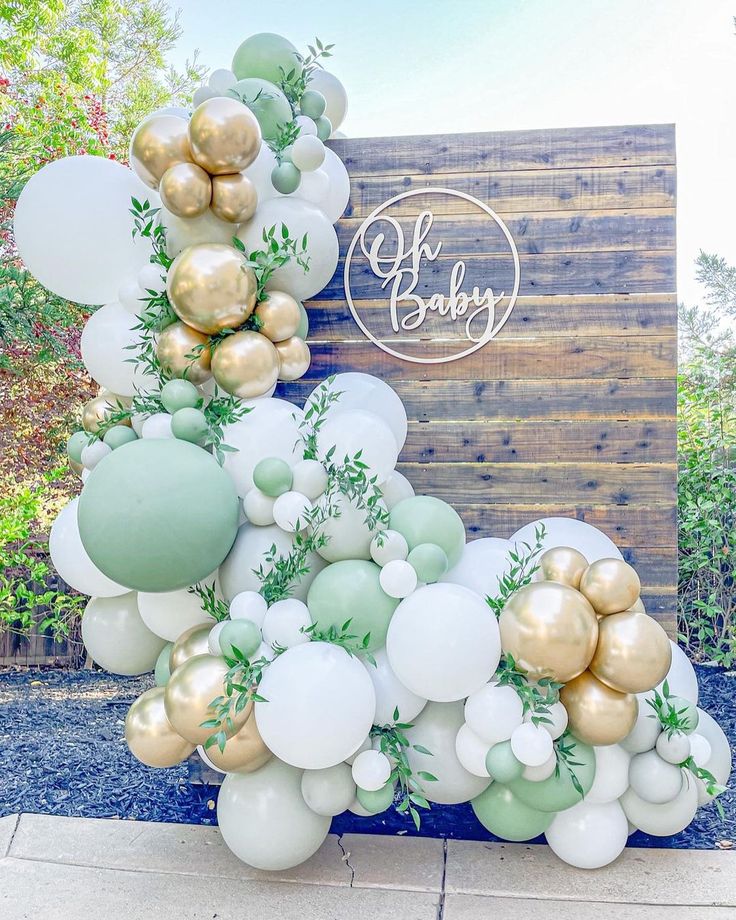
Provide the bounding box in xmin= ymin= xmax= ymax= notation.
xmin=16 ymin=32 xmax=731 ymax=873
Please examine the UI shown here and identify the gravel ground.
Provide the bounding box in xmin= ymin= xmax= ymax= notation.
xmin=0 ymin=665 xmax=733 ymax=849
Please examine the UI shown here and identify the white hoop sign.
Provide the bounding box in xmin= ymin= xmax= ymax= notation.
xmin=343 ymin=187 xmax=520 ymax=365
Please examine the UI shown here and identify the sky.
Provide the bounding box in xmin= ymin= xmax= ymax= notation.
xmin=168 ymin=0 xmax=736 ymax=308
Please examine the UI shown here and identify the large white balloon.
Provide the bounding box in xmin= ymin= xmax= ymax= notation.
xmin=238 ymin=198 xmax=338 ymax=300
xmin=159 ymin=206 xmax=237 ymax=257
xmin=316 ymin=491 xmax=385 ymax=563
xmin=318 ymin=147 xmax=351 ymax=223
xmin=217 ymin=759 xmax=331 ymax=870
xmin=464 ymin=682 xmax=524 ymax=745
xmin=14 ymin=156 xmax=154 ymax=304
xmin=367 ymin=647 xmax=427 ymax=725
xmin=586 ymin=745 xmax=631 ymax=804
xmin=455 ymin=724 xmax=491 ymax=778
xmin=256 ymin=642 xmax=376 ymax=769
xmin=49 ymin=499 xmax=128 ymax=597
xmin=657 ymin=641 xmax=699 ymax=704
xmin=621 ymin=771 xmax=699 ymax=836
xmin=307 ymin=373 xmax=408 ymax=450
xmin=80 ymin=302 xmax=157 ymax=396
xmin=82 ymin=593 xmax=166 ymax=675
xmin=386 ymin=583 xmax=501 ymax=702
xmin=693 ymin=708 xmax=732 ymax=804
xmin=308 ymin=70 xmax=348 ymax=131
xmin=441 ymin=538 xmax=514 ymax=600
xmin=317 ymin=409 xmax=398 ymax=484
xmin=242 ymin=144 xmax=279 ymax=202
xmin=380 ymin=470 xmax=415 ymax=510
xmin=546 ymin=800 xmax=629 ymax=869
xmin=509 ymin=517 xmax=623 ymax=563
xmin=137 ymin=572 xmax=218 ymax=642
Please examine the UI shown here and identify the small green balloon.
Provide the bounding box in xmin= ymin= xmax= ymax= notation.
xmin=253 ymin=457 xmax=293 ymax=497
xmin=666 ymin=695 xmax=699 ymax=733
xmin=219 ymin=619 xmax=262 ymax=659
xmin=67 ymin=430 xmax=90 ymax=463
xmin=508 ymin=736 xmax=595 ymax=813
xmin=161 ymin=379 xmax=200 ymax=414
xmin=154 ymin=642 xmax=174 ymax=686
xmin=407 ymin=543 xmax=448 ymax=583
xmin=232 ymin=32 xmax=302 ymax=85
xmin=389 ymin=495 xmax=466 ymax=567
xmin=103 ymin=426 xmax=138 ymax=450
xmin=271 ymin=161 xmax=301 ymax=195
xmin=307 ymin=560 xmax=399 ymax=652
xmin=229 ymin=77 xmax=292 ymax=140
xmin=315 ymin=115 xmax=332 ymax=142
xmin=300 ymin=89 xmax=326 ymax=119
xmin=357 ymin=781 xmax=395 ymax=815
xmin=486 ymin=740 xmax=524 ymax=783
xmin=296 ymin=302 xmax=309 ymax=339
xmin=171 ymin=407 xmax=209 ymax=445
xmin=472 ymin=783 xmax=554 ymax=842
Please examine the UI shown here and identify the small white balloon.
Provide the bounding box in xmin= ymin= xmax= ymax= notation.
xmin=510 ymin=722 xmax=554 ymax=767
xmin=380 ymin=470 xmax=415 ymax=510
xmin=586 ymin=744 xmax=631 ymax=804
xmin=621 ymin=771 xmax=699 ymax=836
xmin=208 ymin=620 xmax=227 ymax=655
xmin=688 ymin=732 xmax=712 ymax=768
xmin=546 ymin=800 xmax=628 ymax=869
xmin=291 ymin=134 xmax=325 ymax=172
xmin=656 ymin=730 xmax=691 ymax=765
xmin=379 ymin=559 xmax=417 ymax=599
xmin=137 ymin=263 xmax=167 ymax=294
xmin=242 ymin=488 xmax=276 ymax=526
xmin=141 ymin=412 xmax=174 ymax=439
xmin=522 ymin=752 xmax=557 ymax=782
xmin=291 ymin=459 xmax=328 ymax=500
xmin=455 ymin=724 xmax=491 ymax=778
xmin=49 ymin=499 xmax=128 ymax=597
xmin=273 ymin=490 xmax=313 ymax=532
xmin=351 ymin=749 xmax=392 ymax=792
xmin=621 ymin=689 xmax=662 ymax=754
xmin=464 ymin=682 xmax=524 ymax=745
xmin=294 ymin=114 xmax=318 ymax=136
xmin=629 ymin=749 xmax=684 ymax=804
xmin=370 ymin=529 xmax=409 ymax=567
xmin=80 ymin=439 xmax=111 ymax=471
xmin=524 ymin=700 xmax=568 ymax=740
xmin=366 ymin=647 xmax=426 ymax=726
xmin=301 ymin=763 xmax=356 ymax=817
xmin=230 ymin=591 xmax=268 ymax=628
xmin=262 ymin=598 xmax=311 ymax=650
xmin=208 ymin=68 xmax=237 ymax=94
xmin=131 ymin=412 xmax=147 ymax=436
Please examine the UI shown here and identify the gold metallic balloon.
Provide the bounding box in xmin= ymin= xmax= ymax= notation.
xmin=130 ymin=115 xmax=192 ymax=189
xmin=255 ymin=290 xmax=301 ymax=343
xmin=164 ymin=653 xmax=249 ymax=746
xmin=589 ymin=611 xmax=672 ymax=694
xmin=69 ymin=457 xmax=84 ymax=477
xmin=82 ymin=393 xmax=132 ymax=434
xmin=188 ymin=97 xmax=261 ymax=176
xmin=211 ymin=173 xmax=258 ymax=223
xmin=170 ymin=622 xmax=213 ymax=672
xmin=211 ymin=330 xmax=279 ymax=398
xmin=275 ymin=335 xmax=311 ymax=381
xmin=540 ymin=546 xmax=589 ymax=589
xmin=203 ymin=706 xmax=273 ymax=773
xmin=499 ymin=582 xmax=598 ymax=683
xmin=579 ymin=558 xmax=641 ymax=616
xmin=560 ymin=670 xmax=638 ymax=746
xmin=125 ymin=687 xmax=195 ymax=768
xmin=159 ymin=162 xmax=212 ymax=219
xmin=156 ymin=320 xmax=212 ymax=384
xmin=167 ymin=243 xmax=257 ymax=334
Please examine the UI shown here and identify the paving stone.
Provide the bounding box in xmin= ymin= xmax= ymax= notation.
xmin=443 ymin=893 xmax=736 ymax=919
xmin=0 ymin=814 xmax=18 ymax=858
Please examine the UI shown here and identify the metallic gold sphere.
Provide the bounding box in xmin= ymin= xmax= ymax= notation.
xmin=579 ymin=558 xmax=641 ymax=616
xmin=188 ymin=97 xmax=261 ymax=176
xmin=211 ymin=330 xmax=279 ymax=398
xmin=130 ymin=115 xmax=192 ymax=189
xmin=560 ymin=670 xmax=638 ymax=746
xmin=170 ymin=622 xmax=213 ymax=672
xmin=125 ymin=687 xmax=195 ymax=767
xmin=69 ymin=457 xmax=84 ymax=477
xmin=255 ymin=290 xmax=302 ymax=343
xmin=211 ymin=173 xmax=258 ymax=223
xmin=159 ymin=162 xmax=212 ymax=218
xmin=540 ymin=546 xmax=589 ymax=589
xmin=275 ymin=335 xmax=311 ymax=381
xmin=82 ymin=393 xmax=132 ymax=434
xmin=156 ymin=321 xmax=212 ymax=384
xmin=203 ymin=706 xmax=272 ymax=773
xmin=589 ymin=611 xmax=672 ymax=694
xmin=167 ymin=243 xmax=257 ymax=335
xmin=498 ymin=581 xmax=598 ymax=683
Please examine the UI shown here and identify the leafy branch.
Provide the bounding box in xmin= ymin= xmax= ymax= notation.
xmin=495 ymin=655 xmax=562 ymax=727
xmin=278 ymin=36 xmax=335 ymax=114
xmin=645 ymin=681 xmax=698 ymax=737
xmin=681 ymin=757 xmax=726 ymax=818
xmin=302 ymin=617 xmax=374 ymax=664
xmin=233 ymin=224 xmax=310 ymax=301
xmin=188 ymin=581 xmax=230 ymax=623
xmin=554 ymin=731 xmax=586 ymax=799
xmin=486 ymin=524 xmax=547 ymax=619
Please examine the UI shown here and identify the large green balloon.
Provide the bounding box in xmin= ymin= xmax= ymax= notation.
xmin=357 ymin=781 xmax=395 ymax=815
xmin=78 ymin=439 xmax=239 ymax=592
xmin=389 ymin=496 xmax=466 ymax=567
xmin=231 ymin=32 xmax=303 ymax=85
xmin=306 ymin=560 xmax=399 ymax=652
xmin=472 ymin=782 xmax=554 ymax=841
xmin=508 ymin=736 xmax=596 ymax=813
xmin=228 ymin=77 xmax=292 ymax=141
xmin=486 ymin=740 xmax=523 ymax=783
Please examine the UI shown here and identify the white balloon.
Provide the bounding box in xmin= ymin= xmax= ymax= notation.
xmin=131 ymin=412 xmax=147 ymax=436
xmin=49 ymin=499 xmax=128 ymax=597
xmin=509 ymin=517 xmax=624 ymax=563
xmin=387 ymin=584 xmax=501 ymax=702
xmin=370 ymin=529 xmax=409 ymax=566
xmin=441 ymin=537 xmax=513 ymax=599
xmin=138 ymin=572 xmax=218 ymax=642
xmin=160 ymin=206 xmax=237 ymax=258
xmin=291 ymin=459 xmax=328 ymax=500
xmin=262 ymin=598 xmax=311 ymax=650
xmin=197 ymin=743 xmax=226 ymax=775
xmin=141 ymin=412 xmax=174 ymax=439
xmin=256 ymin=642 xmax=376 ymax=769
xmin=406 ymin=701 xmax=490 ymax=803
xmin=82 ymin=593 xmax=166 ymax=675
xmin=273 ymin=491 xmax=313 ymax=532
xmin=621 ymin=689 xmax=662 ymax=753
xmin=238 ymin=198 xmax=338 ymax=300
xmin=464 ymin=682 xmax=524 ymax=745
xmin=80 ymin=439 xmax=111 ymax=471
xmin=318 ymin=147 xmax=351 ymax=223
xmin=229 ymin=591 xmax=268 ymax=628
xmin=352 ymin=749 xmax=391 ymax=791
xmin=118 ymin=279 xmax=146 ymax=313
xmin=291 ymin=135 xmax=325 ymax=172
xmin=318 ymin=409 xmax=398 ymax=484
xmin=294 ymin=167 xmax=330 ymax=209
xmin=218 ymin=759 xmax=331 ymax=870
xmin=629 ymin=750 xmax=684 ymax=804
xmin=522 ymin=752 xmax=557 ymax=782
xmin=149 ymin=106 xmax=190 ymax=120
xmin=688 ymin=732 xmax=712 ymax=769
xmin=621 ymin=771 xmax=699 ymax=836
xmin=657 ymin=641 xmax=699 ymax=704
xmin=137 ymin=263 xmax=167 ymax=294
xmin=546 ymin=800 xmax=628 ymax=869
xmin=380 ymin=470 xmax=415 ymax=510
xmin=367 ymin=647 xmax=426 ymax=726
xmin=242 ymin=487 xmax=276 ymax=525
xmin=294 ymin=114 xmax=318 ymax=136
xmin=379 ymin=559 xmax=417 ymax=599
xmin=510 ymin=722 xmax=554 ymax=767
xmin=208 ymin=68 xmax=237 ymax=93
xmin=316 ymin=491 xmax=385 ymax=563
xmin=344 ymin=736 xmax=373 ymax=766
xmin=308 ymin=70 xmax=348 ymax=131
xmin=242 ymin=144 xmax=279 ymax=201
xmin=208 ymin=621 xmax=227 ymax=656
xmin=301 ymin=763 xmax=356 ymax=816
xmin=693 ymin=708 xmax=732 ymax=804
xmin=14 ymin=156 xmax=154 ymax=304
xmin=524 ymin=700 xmax=569 ymax=740
xmin=81 ymin=302 xmax=157 ymax=396
xmin=455 ymin=724 xmax=491 ymax=778
xmin=586 ymin=745 xmax=631 ymax=804
xmin=656 ymin=730 xmax=691 ymax=764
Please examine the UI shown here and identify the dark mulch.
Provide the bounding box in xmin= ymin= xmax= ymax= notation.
xmin=0 ymin=665 xmax=734 ymax=849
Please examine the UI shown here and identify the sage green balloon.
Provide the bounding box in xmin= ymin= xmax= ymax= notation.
xmin=171 ymin=407 xmax=209 ymax=445
xmin=486 ymin=740 xmax=524 ymax=783
xmin=407 ymin=543 xmax=448 ymax=583
xmin=78 ymin=438 xmax=239 ymax=592
xmin=219 ymin=618 xmax=261 ymax=659
xmin=231 ymin=32 xmax=302 ymax=85
xmin=229 ymin=77 xmax=292 ymax=140
xmin=296 ymin=302 xmax=309 ymax=339
xmin=389 ymin=496 xmax=466 ymax=567
xmin=67 ymin=430 xmax=89 ymax=463
xmin=271 ymin=161 xmax=301 ymax=195
xmin=103 ymin=426 xmax=138 ymax=450
xmin=161 ymin=378 xmax=200 ymax=414
xmin=472 ymin=782 xmax=554 ymax=842
xmin=300 ymin=89 xmax=326 ymax=119
xmin=666 ymin=695 xmax=699 ymax=733
xmin=508 ymin=736 xmax=595 ymax=813
xmin=307 ymin=560 xmax=399 ymax=652
xmin=357 ymin=781 xmax=395 ymax=815
xmin=155 ymin=642 xmax=174 ymax=686
xmin=253 ymin=457 xmax=293 ymax=497
xmin=315 ymin=116 xmax=332 ymax=142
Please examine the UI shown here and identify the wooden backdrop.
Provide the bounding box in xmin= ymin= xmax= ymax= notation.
xmin=290 ymin=124 xmax=677 ymax=633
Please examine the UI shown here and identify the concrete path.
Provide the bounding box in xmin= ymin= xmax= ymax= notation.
xmin=1 ymin=813 xmax=734 ymax=919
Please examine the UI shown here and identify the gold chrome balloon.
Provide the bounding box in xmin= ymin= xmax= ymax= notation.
xmin=255 ymin=290 xmax=301 ymax=342
xmin=159 ymin=162 xmax=212 ymax=219
xmin=167 ymin=243 xmax=257 ymax=334
xmin=540 ymin=546 xmax=589 ymax=589
xmin=579 ymin=558 xmax=641 ymax=616
xmin=560 ymin=670 xmax=638 ymax=746
xmin=188 ymin=97 xmax=261 ymax=176
xmin=498 ymin=582 xmax=598 ymax=683
xmin=129 ymin=115 xmax=192 ymax=189
xmin=589 ymin=611 xmax=672 ymax=694
xmin=211 ymin=330 xmax=279 ymax=398
xmin=82 ymin=393 xmax=132 ymax=434
xmin=203 ymin=706 xmax=272 ymax=773
xmin=169 ymin=622 xmax=213 ymax=672
xmin=156 ymin=320 xmax=212 ymax=384
xmin=164 ymin=653 xmax=248 ymax=746
xmin=125 ymin=687 xmax=195 ymax=767
xmin=211 ymin=173 xmax=258 ymax=223
xmin=69 ymin=457 xmax=84 ymax=477
xmin=275 ymin=335 xmax=311 ymax=381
